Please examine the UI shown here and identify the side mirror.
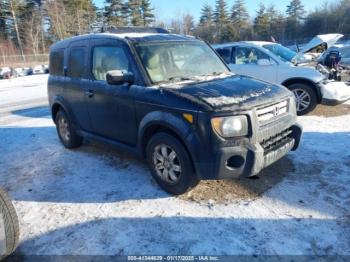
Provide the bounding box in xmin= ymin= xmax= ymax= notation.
xmin=106 ymin=70 xmax=134 ymax=85
xmin=257 ymin=59 xmax=272 ymax=66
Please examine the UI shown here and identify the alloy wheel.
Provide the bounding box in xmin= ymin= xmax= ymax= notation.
xmin=58 ymin=117 xmax=70 ymax=142
xmin=292 ymin=88 xmax=311 ymax=112
xmin=153 ymin=144 xmax=182 ymax=184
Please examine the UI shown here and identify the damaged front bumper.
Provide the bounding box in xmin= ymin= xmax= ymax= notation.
xmin=195 ymin=123 xmax=303 ymax=180
xmin=319 ymin=80 xmax=350 ymax=105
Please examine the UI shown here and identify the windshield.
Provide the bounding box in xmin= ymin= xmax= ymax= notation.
xmin=263 ymin=44 xmax=296 ymax=62
xmin=134 ymin=41 xmax=230 ymax=84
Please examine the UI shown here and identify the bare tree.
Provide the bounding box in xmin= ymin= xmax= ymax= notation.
xmin=183 ymin=14 xmax=194 ymax=35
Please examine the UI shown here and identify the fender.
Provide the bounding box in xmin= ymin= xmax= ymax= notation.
xmin=50 ymin=95 xmax=80 ymax=131
xmin=137 ymin=111 xmax=200 ymax=161
xmin=282 ymin=77 xmax=322 ymax=102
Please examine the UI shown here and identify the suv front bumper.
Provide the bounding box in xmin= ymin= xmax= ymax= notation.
xmin=194 ymin=124 xmax=302 ymax=180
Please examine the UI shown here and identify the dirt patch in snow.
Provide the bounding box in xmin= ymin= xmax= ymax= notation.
xmin=179 ymin=157 xmax=295 ymax=204
xmin=308 ymin=103 xmax=350 ymax=117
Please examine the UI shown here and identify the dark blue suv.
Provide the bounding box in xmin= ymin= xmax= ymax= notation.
xmin=48 ymin=28 xmax=302 ymax=195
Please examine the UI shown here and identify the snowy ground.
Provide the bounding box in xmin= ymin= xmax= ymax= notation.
xmin=0 ymin=75 xmax=349 ymax=256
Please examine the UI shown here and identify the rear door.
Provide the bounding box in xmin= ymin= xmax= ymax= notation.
xmin=228 ymin=45 xmax=278 ymax=83
xmin=65 ymin=40 xmax=92 ymax=131
xmin=85 ymin=39 xmax=138 ymax=145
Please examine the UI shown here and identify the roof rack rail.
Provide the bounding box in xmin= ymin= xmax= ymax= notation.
xmin=102 ymin=26 xmax=169 ymax=34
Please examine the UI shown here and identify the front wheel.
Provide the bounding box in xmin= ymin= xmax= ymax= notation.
xmin=146 ymin=132 xmax=199 ymax=195
xmin=287 ymin=83 xmax=318 ymax=115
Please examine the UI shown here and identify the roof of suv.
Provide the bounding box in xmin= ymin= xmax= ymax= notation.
xmin=213 ymin=41 xmax=276 ymax=49
xmin=50 ymin=32 xmax=196 ymax=50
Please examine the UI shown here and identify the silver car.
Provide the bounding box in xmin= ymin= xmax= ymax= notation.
xmin=214 ymin=41 xmax=350 ymax=115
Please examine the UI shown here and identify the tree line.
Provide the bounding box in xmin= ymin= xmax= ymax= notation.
xmin=0 ymin=0 xmax=350 ymax=60
xmin=0 ymin=0 xmax=154 ymax=58
xmin=194 ymin=0 xmax=350 ymax=44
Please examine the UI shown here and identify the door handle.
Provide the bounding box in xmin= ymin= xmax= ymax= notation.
xmin=85 ymin=89 xmax=94 ymax=98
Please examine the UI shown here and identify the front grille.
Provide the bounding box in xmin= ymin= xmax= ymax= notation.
xmin=257 ymin=100 xmax=288 ymax=125
xmin=261 ymin=128 xmax=293 ymax=155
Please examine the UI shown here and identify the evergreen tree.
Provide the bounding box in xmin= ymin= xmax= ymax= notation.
xmin=286 ymin=0 xmax=305 ymax=39
xmin=104 ymin=0 xmax=126 ymax=26
xmin=197 ymin=4 xmax=215 ymax=42
xmin=266 ymin=4 xmax=285 ymax=41
xmin=128 ymin=0 xmax=142 ymax=26
xmin=230 ymin=0 xmax=250 ymax=39
xmin=286 ymin=0 xmax=305 ymax=21
xmin=253 ymin=3 xmax=269 ymax=40
xmin=140 ymin=0 xmax=154 ymax=26
xmin=214 ymin=0 xmax=229 ymax=28
xmin=214 ymin=0 xmax=231 ymax=42
xmin=199 ymin=4 xmax=214 ymax=26
xmin=63 ymin=0 xmax=96 ymax=35
xmin=231 ymin=0 xmax=249 ymax=28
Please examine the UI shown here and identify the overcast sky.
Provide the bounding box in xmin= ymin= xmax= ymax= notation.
xmin=93 ymin=0 xmax=336 ymax=23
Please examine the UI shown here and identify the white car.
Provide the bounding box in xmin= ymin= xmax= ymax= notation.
xmin=33 ymin=65 xmax=45 ymax=74
xmin=214 ymin=41 xmax=350 ymax=115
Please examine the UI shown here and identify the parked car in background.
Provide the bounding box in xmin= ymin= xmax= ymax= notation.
xmin=0 ymin=67 xmax=11 ymax=79
xmin=214 ymin=42 xmax=350 ymax=115
xmin=0 ymin=67 xmax=17 ymax=79
xmin=14 ymin=67 xmax=25 ymax=77
xmin=48 ymin=28 xmax=302 ymax=195
xmin=43 ymin=64 xmax=49 ymax=74
xmin=299 ymin=34 xmax=344 ymax=60
xmin=318 ymin=45 xmax=350 ymax=67
xmin=33 ymin=65 xmax=45 ymax=74
xmin=22 ymin=67 xmax=33 ymax=76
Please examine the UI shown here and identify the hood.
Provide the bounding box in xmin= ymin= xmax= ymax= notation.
xmin=300 ymin=34 xmax=344 ymax=54
xmin=163 ymin=75 xmax=292 ymax=112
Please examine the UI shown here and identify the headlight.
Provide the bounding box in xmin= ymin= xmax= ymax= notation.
xmin=211 ymin=115 xmax=248 ymax=138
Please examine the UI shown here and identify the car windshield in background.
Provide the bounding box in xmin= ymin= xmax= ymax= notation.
xmin=263 ymin=44 xmax=296 ymax=62
xmin=134 ymin=41 xmax=229 ymax=84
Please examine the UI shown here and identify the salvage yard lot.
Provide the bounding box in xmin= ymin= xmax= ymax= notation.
xmin=0 ymin=75 xmax=349 ymax=255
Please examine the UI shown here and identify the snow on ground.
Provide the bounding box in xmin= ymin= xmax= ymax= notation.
xmin=0 ymin=75 xmax=349 ymax=255
xmin=0 ymin=75 xmax=48 ymax=114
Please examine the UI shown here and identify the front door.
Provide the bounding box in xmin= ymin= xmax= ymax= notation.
xmin=86 ymin=40 xmax=138 ymax=145
xmin=228 ymin=46 xmax=278 ymax=83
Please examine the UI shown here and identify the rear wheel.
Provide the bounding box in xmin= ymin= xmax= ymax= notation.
xmin=287 ymin=83 xmax=317 ymax=115
xmin=146 ymin=132 xmax=199 ymax=195
xmin=55 ymin=109 xmax=83 ymax=149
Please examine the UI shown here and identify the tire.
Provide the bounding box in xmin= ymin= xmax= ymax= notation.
xmin=55 ymin=109 xmax=83 ymax=149
xmin=0 ymin=189 xmax=19 ymax=259
xmin=287 ymin=83 xmax=318 ymax=116
xmin=146 ymin=132 xmax=199 ymax=195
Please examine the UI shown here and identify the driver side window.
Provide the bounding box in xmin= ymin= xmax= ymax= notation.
xmin=235 ymin=47 xmax=271 ymax=65
xmin=92 ymin=46 xmax=130 ymax=81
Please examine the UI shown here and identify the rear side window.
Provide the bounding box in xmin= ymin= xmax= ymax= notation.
xmin=68 ymin=47 xmax=86 ymax=78
xmin=49 ymin=50 xmax=64 ymax=76
xmin=92 ymin=46 xmax=130 ymax=81
xmin=235 ymin=47 xmax=270 ymax=65
xmin=216 ymin=47 xmax=232 ymax=64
